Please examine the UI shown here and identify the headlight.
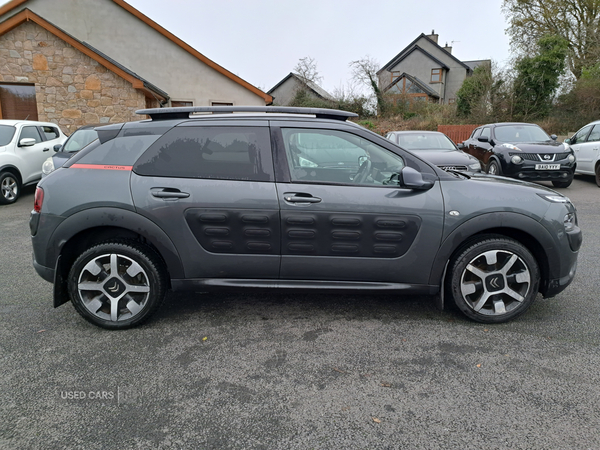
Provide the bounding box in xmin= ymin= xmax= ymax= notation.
xmin=564 ymin=213 xmax=576 ymax=231
xmin=468 ymin=162 xmax=481 ymax=170
xmin=42 ymin=158 xmax=55 ymax=175
xmin=538 ymin=193 xmax=570 ymax=203
xmin=568 ymin=154 xmax=575 ymax=163
xmin=511 ymin=155 xmax=523 ymax=164
xmin=298 ymin=156 xmax=318 ymax=168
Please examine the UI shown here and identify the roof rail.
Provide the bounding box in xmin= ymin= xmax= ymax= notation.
xmin=135 ymin=106 xmax=358 ymax=122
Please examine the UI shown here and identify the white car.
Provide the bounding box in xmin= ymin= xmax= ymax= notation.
xmin=566 ymin=120 xmax=600 ymax=185
xmin=0 ymin=119 xmax=67 ymax=204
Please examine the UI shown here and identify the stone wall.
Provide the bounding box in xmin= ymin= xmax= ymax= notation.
xmin=0 ymin=21 xmax=150 ymax=134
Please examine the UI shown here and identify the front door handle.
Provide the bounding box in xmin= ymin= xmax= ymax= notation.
xmin=151 ymin=188 xmax=190 ymax=199
xmin=43 ymin=148 xmax=50 ymax=152
xmin=283 ymin=193 xmax=322 ymax=203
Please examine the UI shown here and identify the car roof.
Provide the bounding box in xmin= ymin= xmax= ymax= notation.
xmin=0 ymin=119 xmax=61 ymax=127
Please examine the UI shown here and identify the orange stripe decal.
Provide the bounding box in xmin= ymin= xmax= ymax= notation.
xmin=71 ymin=164 xmax=133 ymax=171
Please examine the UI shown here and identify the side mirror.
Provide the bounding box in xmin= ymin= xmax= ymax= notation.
xmin=564 ymin=138 xmax=572 ymax=144
xmin=551 ymin=134 xmax=557 ymax=141
xmin=19 ymin=138 xmax=36 ymax=147
xmin=457 ymin=143 xmax=465 ymax=149
xmin=399 ymin=167 xmax=434 ymax=190
xmin=477 ymin=136 xmax=490 ymax=143
xmin=53 ymin=144 xmax=62 ymax=152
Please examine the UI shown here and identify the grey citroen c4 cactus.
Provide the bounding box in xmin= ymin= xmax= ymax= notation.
xmin=30 ymin=106 xmax=582 ymax=329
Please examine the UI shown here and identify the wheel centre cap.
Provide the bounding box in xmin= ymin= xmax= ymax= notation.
xmin=104 ymin=277 xmax=126 ymax=298
xmin=485 ymin=274 xmax=505 ymax=292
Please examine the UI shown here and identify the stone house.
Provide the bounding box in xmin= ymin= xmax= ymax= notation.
xmin=268 ymin=73 xmax=334 ymax=106
xmin=0 ymin=0 xmax=272 ymax=133
xmin=377 ymin=31 xmax=490 ymax=105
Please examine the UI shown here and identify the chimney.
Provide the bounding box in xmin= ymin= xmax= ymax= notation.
xmin=443 ymin=42 xmax=452 ymax=54
xmin=427 ymin=29 xmax=438 ymax=44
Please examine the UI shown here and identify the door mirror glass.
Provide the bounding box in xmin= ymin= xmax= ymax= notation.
xmin=564 ymin=138 xmax=571 ymax=144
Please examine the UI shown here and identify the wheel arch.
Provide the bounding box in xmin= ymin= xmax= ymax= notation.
xmin=429 ymin=212 xmax=556 ymax=297
xmin=0 ymin=164 xmax=22 ymax=184
xmin=49 ymin=207 xmax=184 ymax=307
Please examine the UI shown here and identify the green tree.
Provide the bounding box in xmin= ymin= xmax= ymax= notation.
xmin=503 ymin=0 xmax=600 ymax=79
xmin=512 ymin=35 xmax=568 ymax=120
xmin=456 ymin=64 xmax=493 ymax=118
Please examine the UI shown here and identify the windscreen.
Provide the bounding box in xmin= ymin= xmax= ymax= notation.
xmin=494 ymin=125 xmax=550 ymax=143
xmin=0 ymin=125 xmax=16 ymax=146
xmin=396 ymin=133 xmax=456 ymax=151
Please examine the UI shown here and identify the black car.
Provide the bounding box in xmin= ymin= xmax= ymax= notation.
xmin=30 ymin=106 xmax=581 ymax=329
xmin=386 ymin=130 xmax=482 ymax=173
xmin=41 ymin=124 xmax=100 ymax=177
xmin=459 ymin=123 xmax=576 ymax=188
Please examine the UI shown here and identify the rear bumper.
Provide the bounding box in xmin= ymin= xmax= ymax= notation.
xmin=32 ymin=252 xmax=54 ymax=283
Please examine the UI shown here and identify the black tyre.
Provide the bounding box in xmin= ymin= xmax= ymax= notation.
xmin=0 ymin=171 xmax=20 ymax=205
xmin=487 ymin=160 xmax=501 ymax=176
xmin=447 ymin=236 xmax=540 ymax=323
xmin=552 ymin=178 xmax=573 ymax=188
xmin=595 ymin=165 xmax=600 ymax=187
xmin=68 ymin=241 xmax=167 ymax=329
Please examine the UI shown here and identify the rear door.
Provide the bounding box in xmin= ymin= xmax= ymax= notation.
xmin=130 ymin=121 xmax=280 ymax=280
xmin=272 ymin=121 xmax=445 ymax=285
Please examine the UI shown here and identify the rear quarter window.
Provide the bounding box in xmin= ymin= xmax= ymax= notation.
xmin=73 ymin=135 xmax=161 ymax=166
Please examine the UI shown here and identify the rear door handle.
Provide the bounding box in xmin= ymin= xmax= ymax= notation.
xmin=151 ymin=188 xmax=190 ymax=199
xmin=43 ymin=148 xmax=50 ymax=152
xmin=283 ymin=193 xmax=322 ymax=203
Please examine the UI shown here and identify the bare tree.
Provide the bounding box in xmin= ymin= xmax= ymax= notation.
xmin=293 ymin=56 xmax=322 ymax=85
xmin=349 ymin=56 xmax=387 ymax=115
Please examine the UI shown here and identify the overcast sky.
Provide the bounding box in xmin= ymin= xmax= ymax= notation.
xmin=123 ymin=0 xmax=512 ymax=95
xmin=1 ymin=0 xmax=513 ymax=95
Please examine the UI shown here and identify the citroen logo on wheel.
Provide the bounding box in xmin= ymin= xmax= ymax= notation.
xmin=104 ymin=278 xmax=125 ymax=298
xmin=485 ymin=274 xmax=505 ymax=292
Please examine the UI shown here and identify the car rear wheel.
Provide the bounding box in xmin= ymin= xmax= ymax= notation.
xmin=487 ymin=160 xmax=501 ymax=175
xmin=68 ymin=241 xmax=167 ymax=329
xmin=0 ymin=171 xmax=20 ymax=205
xmin=447 ymin=236 xmax=539 ymax=323
xmin=595 ymin=164 xmax=600 ymax=187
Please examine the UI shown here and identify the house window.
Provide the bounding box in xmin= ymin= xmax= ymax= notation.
xmin=0 ymin=83 xmax=38 ymax=120
xmin=171 ymin=100 xmax=193 ymax=108
xmin=431 ymin=69 xmax=442 ymax=83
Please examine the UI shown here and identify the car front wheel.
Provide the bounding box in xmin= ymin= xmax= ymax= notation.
xmin=447 ymin=236 xmax=540 ymax=323
xmin=0 ymin=171 xmax=20 ymax=205
xmin=487 ymin=160 xmax=501 ymax=175
xmin=68 ymin=241 xmax=167 ymax=329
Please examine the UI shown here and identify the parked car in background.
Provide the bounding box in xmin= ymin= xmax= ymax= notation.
xmin=0 ymin=119 xmax=67 ymax=204
xmin=459 ymin=123 xmax=576 ymax=188
xmin=386 ymin=130 xmax=481 ymax=173
xmin=30 ymin=106 xmax=581 ymax=329
xmin=565 ymin=120 xmax=600 ymax=186
xmin=42 ymin=124 xmax=100 ymax=177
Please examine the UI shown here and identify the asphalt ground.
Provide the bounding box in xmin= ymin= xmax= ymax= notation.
xmin=1 ymin=177 xmax=599 ymax=449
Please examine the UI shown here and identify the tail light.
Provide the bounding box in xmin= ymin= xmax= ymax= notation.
xmin=34 ymin=187 xmax=44 ymax=213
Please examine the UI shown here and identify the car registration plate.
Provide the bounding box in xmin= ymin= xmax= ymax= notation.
xmin=535 ymin=164 xmax=560 ymax=170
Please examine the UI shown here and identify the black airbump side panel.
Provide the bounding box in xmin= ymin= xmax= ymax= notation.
xmin=281 ymin=212 xmax=420 ymax=258
xmin=185 ymin=209 xmax=280 ymax=254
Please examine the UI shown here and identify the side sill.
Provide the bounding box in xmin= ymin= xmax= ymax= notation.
xmin=171 ymin=278 xmax=439 ymax=295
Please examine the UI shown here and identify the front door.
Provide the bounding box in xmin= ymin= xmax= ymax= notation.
xmin=17 ymin=125 xmax=51 ymax=183
xmin=273 ymin=124 xmax=444 ymax=285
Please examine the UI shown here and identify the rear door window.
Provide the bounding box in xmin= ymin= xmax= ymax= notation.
xmin=134 ymin=126 xmax=274 ymax=182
